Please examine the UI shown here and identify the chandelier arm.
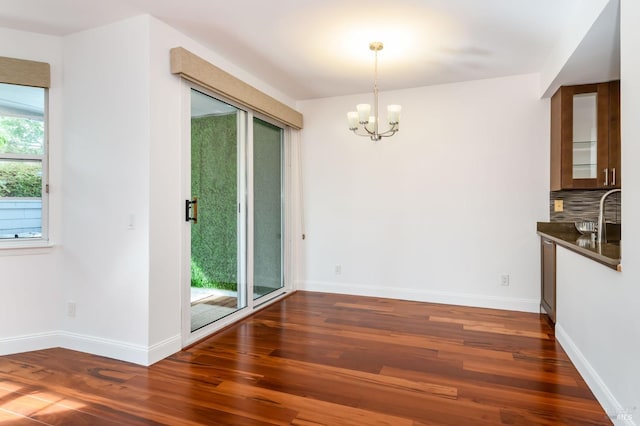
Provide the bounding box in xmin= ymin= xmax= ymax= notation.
xmin=352 ymin=128 xmax=395 ymax=141
xmin=377 ymin=124 xmax=399 ymax=137
xmin=352 ymin=128 xmax=376 ymax=137
xmin=352 ymin=123 xmax=398 ymax=139
xmin=378 ymin=130 xmax=398 ymax=138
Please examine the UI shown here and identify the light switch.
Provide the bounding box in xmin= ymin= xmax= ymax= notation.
xmin=554 ymin=200 xmax=563 ymax=212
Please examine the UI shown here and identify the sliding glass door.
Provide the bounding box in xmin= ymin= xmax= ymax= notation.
xmin=253 ymin=118 xmax=284 ymax=300
xmin=189 ymin=89 xmax=246 ymax=332
xmin=184 ymin=87 xmax=288 ymax=343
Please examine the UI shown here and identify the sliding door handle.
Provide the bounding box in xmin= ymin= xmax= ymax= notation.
xmin=185 ymin=197 xmax=198 ymax=223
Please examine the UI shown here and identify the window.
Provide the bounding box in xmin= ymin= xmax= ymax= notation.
xmin=0 ymin=82 xmax=47 ymax=241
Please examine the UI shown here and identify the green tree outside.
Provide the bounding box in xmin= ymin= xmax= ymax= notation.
xmin=0 ymin=116 xmax=44 ymax=155
xmin=0 ymin=116 xmax=44 ymax=198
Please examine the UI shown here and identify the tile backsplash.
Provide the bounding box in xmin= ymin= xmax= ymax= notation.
xmin=550 ymin=189 xmax=621 ymax=223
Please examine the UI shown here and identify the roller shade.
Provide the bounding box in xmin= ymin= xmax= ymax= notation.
xmin=0 ymin=56 xmax=50 ymax=88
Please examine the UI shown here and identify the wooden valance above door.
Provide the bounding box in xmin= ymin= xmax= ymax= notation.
xmin=170 ymin=47 xmax=303 ymax=130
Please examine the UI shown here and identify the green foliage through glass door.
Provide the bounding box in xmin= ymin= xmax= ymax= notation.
xmin=190 ymin=113 xmax=238 ymax=290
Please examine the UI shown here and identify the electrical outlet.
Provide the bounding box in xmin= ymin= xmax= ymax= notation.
xmin=500 ymin=274 xmax=510 ymax=286
xmin=67 ymin=301 xmax=76 ymax=317
xmin=554 ymin=199 xmax=564 ymax=212
xmin=335 ymin=264 xmax=342 ymax=275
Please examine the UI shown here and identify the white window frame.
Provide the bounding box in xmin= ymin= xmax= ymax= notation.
xmin=0 ymin=58 xmax=50 ymax=250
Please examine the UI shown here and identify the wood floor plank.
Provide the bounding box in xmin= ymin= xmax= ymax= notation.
xmin=462 ymin=358 xmax=579 ymax=387
xmin=215 ymin=381 xmax=415 ymax=426
xmin=462 ymin=323 xmax=552 ymax=339
xmin=0 ymin=291 xmax=612 ymax=425
xmin=0 ymin=409 xmax=42 ymax=425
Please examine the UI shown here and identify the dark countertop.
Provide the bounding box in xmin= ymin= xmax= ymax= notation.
xmin=537 ymin=222 xmax=621 ymax=271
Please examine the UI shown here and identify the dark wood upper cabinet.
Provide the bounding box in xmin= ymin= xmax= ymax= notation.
xmin=550 ymin=80 xmax=621 ymax=191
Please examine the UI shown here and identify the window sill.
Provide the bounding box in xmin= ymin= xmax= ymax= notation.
xmin=0 ymin=239 xmax=55 ymax=256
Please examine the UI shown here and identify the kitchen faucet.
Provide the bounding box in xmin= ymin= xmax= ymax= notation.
xmin=597 ymin=188 xmax=621 ymax=244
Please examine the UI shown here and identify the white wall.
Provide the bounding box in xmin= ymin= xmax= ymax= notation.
xmin=297 ymin=73 xmax=549 ymax=311
xmin=146 ymin=19 xmax=183 ymax=356
xmin=554 ymin=0 xmax=640 ymax=422
xmin=60 ymin=16 xmax=152 ymax=363
xmin=0 ymin=28 xmax=64 ymax=354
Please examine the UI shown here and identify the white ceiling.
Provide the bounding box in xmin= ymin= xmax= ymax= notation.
xmin=0 ymin=0 xmax=619 ymax=100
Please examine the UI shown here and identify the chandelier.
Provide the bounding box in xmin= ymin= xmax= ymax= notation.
xmin=347 ymin=42 xmax=401 ymax=141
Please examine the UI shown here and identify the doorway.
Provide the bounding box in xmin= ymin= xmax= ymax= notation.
xmin=188 ymin=89 xmax=246 ymax=332
xmin=183 ymin=86 xmax=288 ymax=344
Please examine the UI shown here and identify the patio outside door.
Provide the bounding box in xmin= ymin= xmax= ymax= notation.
xmin=188 ymin=89 xmax=246 ymax=332
xmin=253 ymin=117 xmax=284 ymax=299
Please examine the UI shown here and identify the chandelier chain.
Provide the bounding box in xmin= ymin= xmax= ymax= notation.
xmin=373 ymin=47 xmax=379 ymax=135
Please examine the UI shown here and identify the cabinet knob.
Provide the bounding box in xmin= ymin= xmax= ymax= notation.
xmin=604 ymin=168 xmax=609 ymax=186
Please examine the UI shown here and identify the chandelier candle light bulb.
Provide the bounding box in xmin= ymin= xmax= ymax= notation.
xmin=347 ymin=42 xmax=401 ymax=141
xmin=366 ymin=116 xmax=376 ymax=133
xmin=357 ymin=104 xmax=371 ymax=123
xmin=347 ymin=111 xmax=359 ymax=129
xmin=387 ymin=105 xmax=401 ymax=124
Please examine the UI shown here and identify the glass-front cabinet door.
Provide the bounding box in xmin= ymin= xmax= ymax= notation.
xmin=572 ymin=92 xmax=598 ymax=180
xmin=550 ymin=81 xmax=620 ymax=190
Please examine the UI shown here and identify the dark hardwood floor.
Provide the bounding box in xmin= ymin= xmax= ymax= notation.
xmin=0 ymin=291 xmax=612 ymax=425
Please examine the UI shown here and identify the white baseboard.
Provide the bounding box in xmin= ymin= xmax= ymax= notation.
xmin=555 ymin=325 xmax=635 ymax=426
xmin=58 ymin=331 xmax=150 ymax=365
xmin=296 ymin=280 xmax=539 ymax=313
xmin=147 ymin=334 xmax=182 ymax=365
xmin=0 ymin=331 xmax=59 ymax=356
xmin=0 ymin=331 xmax=182 ymax=367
